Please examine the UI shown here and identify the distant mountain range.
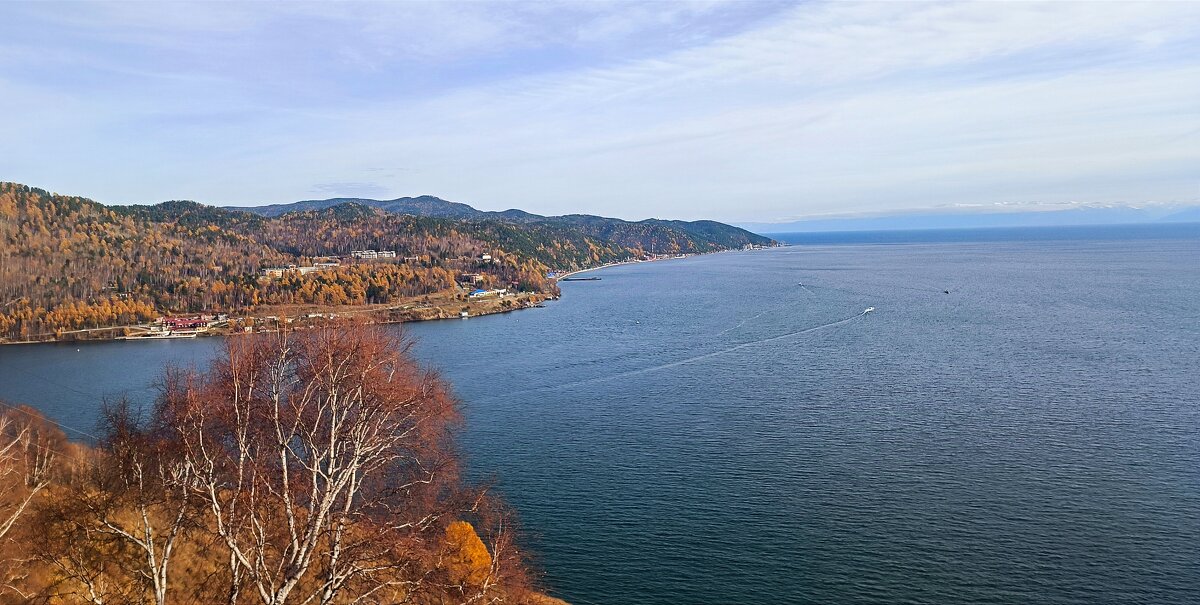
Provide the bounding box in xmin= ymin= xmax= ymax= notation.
xmin=227 ymin=195 xmax=527 ymax=220
xmin=227 ymin=195 xmax=771 ymax=250
xmin=738 ymin=205 xmax=1200 ymax=234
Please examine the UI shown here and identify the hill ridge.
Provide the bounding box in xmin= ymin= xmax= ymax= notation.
xmin=0 ymin=181 xmax=773 ymax=342
xmin=224 ymin=194 xmax=768 ymax=250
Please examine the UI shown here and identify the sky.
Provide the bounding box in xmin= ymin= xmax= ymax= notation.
xmin=1 ymin=1 xmax=1198 ymax=223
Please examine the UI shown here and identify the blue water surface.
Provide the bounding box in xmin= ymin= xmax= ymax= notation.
xmin=1 ymin=224 xmax=1198 ymax=604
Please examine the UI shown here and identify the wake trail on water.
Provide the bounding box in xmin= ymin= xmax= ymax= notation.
xmin=801 ymin=282 xmax=887 ymax=299
xmin=717 ymin=283 xmax=820 ymax=338
xmin=806 ymin=279 xmax=948 ymax=297
xmin=611 ymin=312 xmax=866 ymax=379
xmin=487 ymin=311 xmax=871 ymax=401
xmin=716 ymin=304 xmax=787 ymax=337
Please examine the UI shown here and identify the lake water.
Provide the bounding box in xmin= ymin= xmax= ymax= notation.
xmin=2 ymin=225 xmax=1199 ymax=604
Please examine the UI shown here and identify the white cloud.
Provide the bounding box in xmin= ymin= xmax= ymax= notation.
xmin=1 ymin=1 xmax=1197 ymax=220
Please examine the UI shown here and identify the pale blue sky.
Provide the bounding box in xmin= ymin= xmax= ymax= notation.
xmin=1 ymin=1 xmax=1198 ymax=222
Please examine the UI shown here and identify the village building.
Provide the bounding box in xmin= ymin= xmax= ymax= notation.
xmin=260 ymin=264 xmax=325 ymax=278
xmin=160 ymin=316 xmax=209 ymax=331
xmin=468 ymin=288 xmax=508 ymax=299
xmin=350 ymin=249 xmax=397 ymax=259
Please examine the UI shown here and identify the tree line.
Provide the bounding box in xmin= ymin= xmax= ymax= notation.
xmin=1 ymin=185 xmax=562 ymax=341
xmin=2 ymin=181 xmax=764 ymax=342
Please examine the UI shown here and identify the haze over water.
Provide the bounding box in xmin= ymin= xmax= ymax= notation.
xmin=2 ymin=225 xmax=1198 ymax=604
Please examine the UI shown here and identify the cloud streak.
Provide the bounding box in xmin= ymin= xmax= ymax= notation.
xmin=310 ymin=181 xmax=390 ymax=199
xmin=0 ymin=1 xmax=1197 ymax=220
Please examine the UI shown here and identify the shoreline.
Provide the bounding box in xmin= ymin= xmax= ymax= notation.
xmin=2 ymin=246 xmax=768 ymax=347
xmin=0 ymin=291 xmax=552 ymax=347
xmin=552 ymin=250 xmax=714 ymax=280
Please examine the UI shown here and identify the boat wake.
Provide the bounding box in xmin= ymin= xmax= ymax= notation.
xmin=797 ymin=282 xmax=881 ymax=299
xmin=716 ymin=283 xmax=820 ymax=337
xmin=619 ymin=312 xmax=866 ymax=378
xmin=495 ymin=311 xmax=871 ymax=400
xmin=716 ymin=304 xmax=785 ymax=337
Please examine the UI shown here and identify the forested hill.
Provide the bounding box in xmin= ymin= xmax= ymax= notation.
xmin=0 ymin=182 xmax=772 ymax=341
xmin=226 ymin=195 xmax=771 ymax=250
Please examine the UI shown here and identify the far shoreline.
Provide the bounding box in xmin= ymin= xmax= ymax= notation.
xmin=2 ymin=247 xmax=770 ymax=347
xmin=0 ymin=290 xmax=550 ymax=347
xmin=552 ymin=247 xmax=749 ymax=279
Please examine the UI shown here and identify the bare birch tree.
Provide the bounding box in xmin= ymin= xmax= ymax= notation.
xmin=0 ymin=410 xmax=55 ymax=539
xmin=165 ymin=323 xmax=470 ymax=605
xmin=21 ymin=323 xmax=535 ymax=604
xmin=0 ymin=406 xmax=58 ymax=597
xmin=33 ymin=398 xmax=199 ymax=605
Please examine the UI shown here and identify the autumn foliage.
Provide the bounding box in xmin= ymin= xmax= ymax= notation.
xmin=0 ymin=323 xmax=539 ymax=604
xmin=0 ymin=184 xmax=558 ymax=341
xmin=1 ymin=181 xmax=768 ymax=342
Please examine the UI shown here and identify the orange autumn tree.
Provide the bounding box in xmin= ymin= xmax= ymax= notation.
xmin=15 ymin=322 xmax=537 ymax=605
xmin=160 ymin=322 xmax=529 ymax=605
xmin=444 ymin=521 xmax=492 ymax=587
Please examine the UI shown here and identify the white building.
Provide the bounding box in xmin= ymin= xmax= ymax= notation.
xmin=350 ymin=249 xmax=396 ymax=259
xmin=260 ymin=264 xmax=325 ymax=278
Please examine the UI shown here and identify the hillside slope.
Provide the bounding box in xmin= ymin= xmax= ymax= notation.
xmin=226 ymin=195 xmax=773 ymax=252
xmin=1 ymin=182 xmax=771 ymax=341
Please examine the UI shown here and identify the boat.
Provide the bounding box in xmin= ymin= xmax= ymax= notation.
xmin=560 ymin=276 xmax=601 ymax=281
xmin=863 ymin=307 xmax=875 ymax=314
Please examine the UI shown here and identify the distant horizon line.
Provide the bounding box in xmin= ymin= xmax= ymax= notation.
xmin=5 ymin=180 xmax=1199 ymax=228
xmin=753 ymin=221 xmax=1200 ymax=235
